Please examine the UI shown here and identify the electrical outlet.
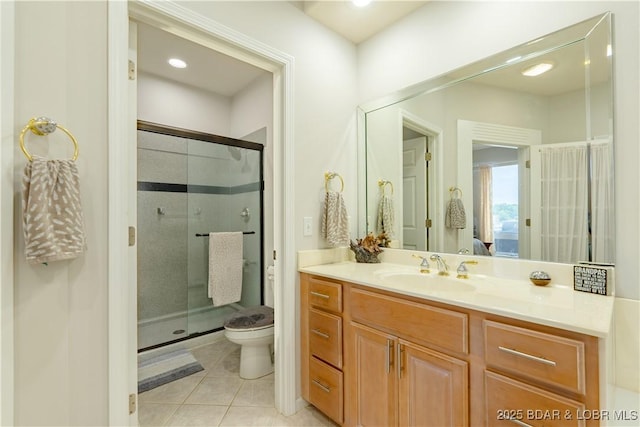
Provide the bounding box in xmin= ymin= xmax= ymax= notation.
xmin=303 ymin=217 xmax=312 ymax=236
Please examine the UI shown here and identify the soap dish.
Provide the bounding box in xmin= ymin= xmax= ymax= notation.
xmin=529 ymin=271 xmax=551 ymax=286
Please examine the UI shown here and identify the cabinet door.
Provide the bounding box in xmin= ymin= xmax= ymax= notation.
xmin=399 ymin=339 xmax=469 ymax=427
xmin=351 ymin=322 xmax=397 ymax=427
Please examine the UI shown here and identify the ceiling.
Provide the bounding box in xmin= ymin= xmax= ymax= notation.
xmin=290 ymin=1 xmax=429 ymax=44
xmin=137 ymin=1 xmax=601 ymax=100
xmin=137 ymin=23 xmax=267 ymax=97
xmin=137 ymin=1 xmax=429 ymax=96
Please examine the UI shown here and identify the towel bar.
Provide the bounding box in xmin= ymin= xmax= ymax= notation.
xmin=324 ymin=171 xmax=344 ymax=192
xmin=449 ymin=187 xmax=463 ymax=198
xmin=195 ymin=231 xmax=255 ymax=237
xmin=378 ymin=179 xmax=394 ymax=195
xmin=19 ymin=116 xmax=79 ymax=162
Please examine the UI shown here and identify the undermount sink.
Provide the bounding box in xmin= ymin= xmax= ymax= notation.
xmin=375 ymin=270 xmax=476 ymax=293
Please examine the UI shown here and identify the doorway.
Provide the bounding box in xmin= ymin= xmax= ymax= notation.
xmin=399 ymin=111 xmax=443 ymax=252
xmin=402 ymin=131 xmax=429 ymax=250
xmin=108 ymin=2 xmax=296 ymax=424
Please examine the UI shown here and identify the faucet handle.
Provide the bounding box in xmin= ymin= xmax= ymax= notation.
xmin=412 ymin=254 xmax=430 ymax=273
xmin=456 ymin=260 xmax=478 ymax=279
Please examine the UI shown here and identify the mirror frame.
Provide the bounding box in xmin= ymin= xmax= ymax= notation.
xmin=357 ymin=12 xmax=613 ymax=263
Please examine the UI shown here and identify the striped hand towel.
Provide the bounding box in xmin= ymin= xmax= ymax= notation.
xmin=22 ymin=156 xmax=87 ymax=264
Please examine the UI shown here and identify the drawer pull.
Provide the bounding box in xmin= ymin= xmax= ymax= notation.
xmin=506 ymin=417 xmax=533 ymax=427
xmin=498 ymin=346 xmax=557 ymax=367
xmin=311 ymin=329 xmax=330 ymax=339
xmin=312 ymin=379 xmax=331 ymax=393
xmin=310 ymin=291 xmax=330 ymax=299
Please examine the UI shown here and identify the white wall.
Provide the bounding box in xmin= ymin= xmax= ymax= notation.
xmin=12 ymin=2 xmax=109 ymax=425
xmin=138 ymin=71 xmax=232 ymax=135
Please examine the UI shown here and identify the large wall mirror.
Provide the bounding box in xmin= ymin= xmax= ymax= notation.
xmin=359 ymin=12 xmax=614 ymax=264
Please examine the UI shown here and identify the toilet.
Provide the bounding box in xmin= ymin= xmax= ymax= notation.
xmin=224 ymin=305 xmax=274 ymax=379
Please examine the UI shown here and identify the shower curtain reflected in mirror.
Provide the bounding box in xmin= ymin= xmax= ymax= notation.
xmin=136 ymin=122 xmax=264 ymax=351
xmin=538 ymin=140 xmax=613 ymax=264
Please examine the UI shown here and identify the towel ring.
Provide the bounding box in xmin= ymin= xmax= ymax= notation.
xmin=324 ymin=172 xmax=344 ymax=192
xmin=19 ymin=117 xmax=79 ymax=162
xmin=449 ymin=187 xmax=462 ymax=198
xmin=378 ymin=179 xmax=394 ymax=195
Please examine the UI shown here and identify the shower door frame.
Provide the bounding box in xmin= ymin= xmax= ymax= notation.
xmin=136 ymin=120 xmax=265 ymax=351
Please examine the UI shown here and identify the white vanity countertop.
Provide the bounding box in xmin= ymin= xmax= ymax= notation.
xmin=299 ymin=261 xmax=615 ymax=337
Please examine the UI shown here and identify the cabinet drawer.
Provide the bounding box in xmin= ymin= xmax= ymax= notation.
xmin=484 ymin=320 xmax=586 ymax=394
xmin=309 ymin=308 xmax=342 ymax=368
xmin=351 ymin=287 xmax=468 ymax=354
xmin=309 ymin=356 xmax=343 ymax=425
xmin=485 ymin=370 xmax=586 ymax=427
xmin=308 ymin=276 xmax=342 ymax=313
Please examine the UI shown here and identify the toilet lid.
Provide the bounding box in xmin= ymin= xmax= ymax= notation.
xmin=224 ymin=306 xmax=274 ymax=330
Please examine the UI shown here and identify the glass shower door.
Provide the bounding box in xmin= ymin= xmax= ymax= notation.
xmin=137 ymin=129 xmax=189 ymax=350
xmin=186 ymin=138 xmax=263 ymax=336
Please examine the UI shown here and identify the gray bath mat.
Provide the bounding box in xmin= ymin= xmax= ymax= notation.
xmin=138 ymin=348 xmax=204 ymax=393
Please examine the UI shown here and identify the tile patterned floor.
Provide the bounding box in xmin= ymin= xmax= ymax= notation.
xmin=139 ymin=339 xmax=338 ymax=426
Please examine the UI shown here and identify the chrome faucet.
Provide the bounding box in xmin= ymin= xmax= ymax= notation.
xmin=429 ymin=254 xmax=449 ymax=276
xmin=412 ymin=254 xmax=430 ymax=273
xmin=457 ymin=248 xmax=470 ymax=254
xmin=456 ymin=260 xmax=478 ymax=279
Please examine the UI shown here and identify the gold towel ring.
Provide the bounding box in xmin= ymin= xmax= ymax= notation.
xmin=449 ymin=187 xmax=462 ymax=198
xmin=378 ymin=179 xmax=394 ymax=195
xmin=19 ymin=117 xmax=79 ymax=162
xmin=324 ymin=172 xmax=344 ymax=192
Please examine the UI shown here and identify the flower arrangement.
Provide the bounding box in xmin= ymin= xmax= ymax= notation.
xmin=349 ymin=232 xmax=389 ymax=263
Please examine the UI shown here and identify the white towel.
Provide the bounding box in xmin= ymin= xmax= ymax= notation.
xmin=445 ymin=197 xmax=466 ymax=229
xmin=22 ymin=156 xmax=87 ymax=264
xmin=376 ymin=194 xmax=395 ymax=238
xmin=321 ymin=191 xmax=350 ymax=247
xmin=208 ymin=232 xmax=243 ymax=306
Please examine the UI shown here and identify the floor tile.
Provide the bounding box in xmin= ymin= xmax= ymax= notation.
xmin=185 ymin=376 xmax=243 ymax=405
xmin=139 ymin=375 xmax=204 ymax=404
xmin=138 ymin=402 xmax=180 ymax=426
xmin=274 ymin=405 xmax=339 ymax=427
xmin=219 ymin=406 xmax=279 ymax=426
xmin=165 ymin=404 xmax=229 ymax=426
xmin=232 ymin=375 xmax=275 ymax=407
xmin=205 ymin=348 xmax=241 ymax=377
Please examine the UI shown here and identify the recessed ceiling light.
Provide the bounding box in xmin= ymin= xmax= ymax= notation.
xmin=168 ymin=58 xmax=187 ymax=69
xmin=521 ymin=62 xmax=554 ymax=77
xmin=352 ymin=0 xmax=371 ymax=7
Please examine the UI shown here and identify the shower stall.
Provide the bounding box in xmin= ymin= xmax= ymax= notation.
xmin=136 ymin=121 xmax=264 ymax=351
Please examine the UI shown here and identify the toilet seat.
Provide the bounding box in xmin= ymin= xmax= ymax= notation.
xmin=224 ymin=306 xmax=274 ymax=332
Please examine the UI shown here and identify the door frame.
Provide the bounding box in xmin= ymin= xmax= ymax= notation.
xmin=457 ymin=120 xmax=541 ymax=256
xmin=108 ymin=1 xmax=296 ymax=424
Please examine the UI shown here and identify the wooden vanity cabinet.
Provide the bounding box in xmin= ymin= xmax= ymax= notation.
xmin=300 ymin=274 xmax=345 ymax=425
xmin=300 ymin=273 xmax=601 ymax=427
xmin=350 ymin=321 xmax=469 ymax=427
xmin=348 ymin=287 xmax=469 ymax=427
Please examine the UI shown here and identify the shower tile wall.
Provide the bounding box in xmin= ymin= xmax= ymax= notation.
xmin=137 ymin=130 xmax=262 ymax=349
